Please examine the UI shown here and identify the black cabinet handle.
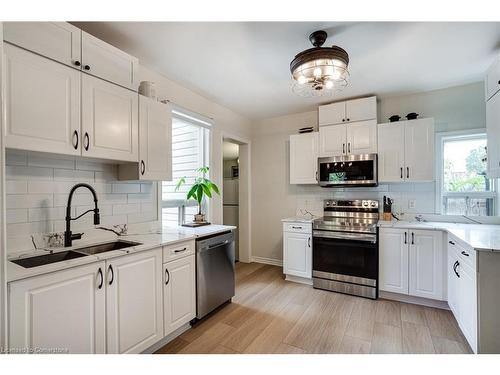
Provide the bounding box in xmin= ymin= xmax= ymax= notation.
xmin=449 ymin=240 xmax=455 ymax=245
xmin=291 ymin=226 xmax=303 ymax=229
xmin=342 ymin=119 xmax=345 ymax=122
xmin=406 ymin=167 xmax=410 ymax=179
xmin=348 ymin=143 xmax=351 ymax=153
xmin=498 ymin=80 xmax=500 ymax=85
xmin=347 ymin=118 xmax=350 ymax=121
xmin=97 ymin=268 xmax=103 ymax=289
xmin=174 ymin=247 xmax=187 ymax=253
xmin=404 ymin=232 xmax=407 ymax=244
xmin=453 ymin=261 xmax=460 ymax=278
xmin=343 ymin=143 xmax=345 ymax=154
xmin=308 ymin=237 xmax=311 ymax=247
xmin=411 ymin=232 xmax=415 ymax=245
xmin=84 ymin=132 xmax=89 ymax=151
xmin=108 ymin=265 xmax=114 ymax=285
xmin=461 ymin=251 xmax=470 ymax=257
xmin=72 ymin=130 xmax=79 ymax=150
xmin=84 ymin=64 xmax=91 ymax=71
xmin=74 ymin=60 xmax=81 ymax=67
xmin=165 ymin=268 xmax=170 ymax=285
xmin=400 ymin=167 xmax=403 ymax=179
xmin=140 ymin=160 xmax=145 ymax=175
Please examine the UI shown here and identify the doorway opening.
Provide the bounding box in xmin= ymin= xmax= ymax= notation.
xmin=222 ymin=140 xmax=240 ymax=261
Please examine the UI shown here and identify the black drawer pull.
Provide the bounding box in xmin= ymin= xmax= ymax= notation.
xmin=461 ymin=251 xmax=470 ymax=257
xmin=84 ymin=64 xmax=91 ymax=71
xmin=174 ymin=247 xmax=187 ymax=253
xmin=74 ymin=60 xmax=81 ymax=67
xmin=165 ymin=268 xmax=170 ymax=285
xmin=97 ymin=268 xmax=103 ymax=289
xmin=449 ymin=240 xmax=455 ymax=245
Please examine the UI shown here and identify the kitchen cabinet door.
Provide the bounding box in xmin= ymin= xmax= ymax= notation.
xmin=404 ymin=118 xmax=435 ymax=182
xmin=345 ymin=96 xmax=376 ymax=123
xmin=377 ymin=122 xmax=406 ymax=182
xmin=486 ymin=57 xmax=500 ymax=101
xmin=163 ymin=255 xmax=196 ymax=335
xmin=81 ymin=31 xmax=138 ymax=90
xmin=4 ymin=22 xmax=82 ymax=68
xmin=346 ymin=119 xmax=377 ymax=154
xmin=487 ymin=92 xmax=500 ymax=178
xmin=319 ymin=124 xmax=347 ymax=157
xmin=9 ymin=262 xmax=106 ymax=354
xmin=81 ymin=74 xmax=138 ymax=162
xmin=106 ymin=248 xmax=163 ymax=354
xmin=408 ymin=230 xmax=444 ymax=300
xmin=290 ymin=132 xmax=319 ymax=184
xmin=458 ymin=261 xmax=478 ymax=353
xmin=318 ymin=101 xmax=346 ymax=126
xmin=379 ymin=228 xmax=409 ymax=294
xmin=447 ymin=244 xmax=460 ymax=317
xmin=283 ymin=232 xmax=312 ymax=279
xmin=3 ymin=44 xmax=81 ymax=155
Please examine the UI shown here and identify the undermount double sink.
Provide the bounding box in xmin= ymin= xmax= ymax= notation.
xmin=11 ymin=240 xmax=142 ymax=269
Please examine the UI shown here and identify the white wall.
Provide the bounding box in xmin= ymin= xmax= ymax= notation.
xmin=250 ymin=82 xmax=486 ymax=262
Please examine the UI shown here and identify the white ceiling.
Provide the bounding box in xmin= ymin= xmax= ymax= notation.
xmin=74 ymin=22 xmax=500 ymax=120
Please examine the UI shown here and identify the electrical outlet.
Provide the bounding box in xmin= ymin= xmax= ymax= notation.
xmin=408 ymin=200 xmax=416 ymax=209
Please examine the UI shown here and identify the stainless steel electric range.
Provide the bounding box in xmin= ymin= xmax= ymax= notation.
xmin=312 ymin=199 xmax=379 ymax=299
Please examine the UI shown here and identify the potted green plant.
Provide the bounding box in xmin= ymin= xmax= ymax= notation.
xmin=175 ymin=166 xmax=220 ymax=223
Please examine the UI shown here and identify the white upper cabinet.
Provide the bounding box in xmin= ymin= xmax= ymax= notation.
xmin=408 ymin=230 xmax=444 ymax=300
xmin=379 ymin=228 xmax=409 ymax=295
xmin=487 ymin=88 xmax=500 ymax=178
xmin=378 ymin=118 xmax=435 ymax=182
xmin=486 ymin=56 xmax=500 ymax=101
xmin=290 ymin=132 xmax=319 ymax=184
xmin=4 ymin=22 xmax=82 ymax=68
xmin=3 ymin=44 xmax=81 ymax=155
xmin=106 ymin=248 xmax=164 ymax=354
xmin=9 ymin=262 xmax=106 ymax=354
xmin=319 ymin=124 xmax=346 ymax=156
xmin=318 ymin=96 xmax=376 ymax=126
xmin=346 ymin=119 xmax=377 ymax=154
xmin=81 ymin=74 xmax=138 ymax=162
xmin=163 ymin=255 xmax=196 ymax=335
xmin=81 ymin=31 xmax=138 ymax=91
xmin=404 ymin=118 xmax=434 ymax=181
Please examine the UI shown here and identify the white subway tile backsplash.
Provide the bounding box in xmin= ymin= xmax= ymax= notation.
xmin=7 ymin=194 xmax=53 ymax=209
xmin=112 ymin=183 xmax=141 ymax=194
xmin=128 ymin=193 xmax=153 ymax=203
xmin=6 ymin=180 xmax=27 ymax=194
xmin=6 ymin=150 xmax=27 ymax=166
xmin=28 ymin=207 xmax=71 ymax=222
xmin=28 ymin=153 xmax=75 ymax=169
xmin=54 ymin=168 xmax=94 ymax=181
xmin=6 ymin=165 xmax=53 ymax=180
xmin=6 ymin=209 xmax=28 ymax=224
xmin=27 ymin=181 xmax=55 ymax=194
xmin=140 ymin=183 xmax=153 ymax=194
xmin=112 ymin=203 xmax=140 ymax=215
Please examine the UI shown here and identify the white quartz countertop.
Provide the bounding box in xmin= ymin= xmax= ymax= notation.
xmin=378 ymin=220 xmax=500 ymax=252
xmin=7 ymin=224 xmax=236 ymax=283
xmin=281 ymin=216 xmax=316 ymax=223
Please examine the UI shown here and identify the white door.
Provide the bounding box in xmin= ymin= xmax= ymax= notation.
xmin=290 ymin=132 xmax=319 ymax=184
xmin=138 ymin=96 xmax=172 ymax=180
xmin=106 ymin=248 xmax=163 ymax=354
xmin=379 ymin=228 xmax=409 ymax=294
xmin=404 ymin=118 xmax=435 ymax=182
xmin=163 ymin=255 xmax=196 ymax=335
xmin=345 ymin=96 xmax=376 ymax=123
xmin=223 ymin=179 xmax=239 ymax=205
xmin=9 ymin=262 xmax=106 ymax=354
xmin=487 ymin=92 xmax=500 ymax=178
xmin=81 ymin=31 xmax=138 ymax=90
xmin=409 ymin=230 xmax=444 ymax=300
xmin=447 ymin=245 xmax=460 ymax=316
xmin=81 ymin=74 xmax=138 ymax=162
xmin=283 ymin=232 xmax=312 ymax=279
xmin=3 ymin=44 xmax=81 ymax=155
xmin=318 ymin=101 xmax=345 ymax=126
xmin=346 ymin=119 xmax=377 ymax=154
xmin=377 ymin=122 xmax=406 ymax=182
xmin=319 ymin=124 xmax=347 ymax=157
xmin=458 ymin=261 xmax=478 ymax=352
xmin=4 ymin=22 xmax=82 ymax=68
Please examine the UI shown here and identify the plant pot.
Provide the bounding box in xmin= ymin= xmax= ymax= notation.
xmin=194 ymin=213 xmax=206 ymax=223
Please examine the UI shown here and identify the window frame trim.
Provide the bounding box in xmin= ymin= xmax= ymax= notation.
xmin=435 ymin=128 xmax=495 ymax=216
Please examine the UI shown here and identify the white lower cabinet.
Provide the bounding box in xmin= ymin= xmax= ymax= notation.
xmin=379 ymin=228 xmax=444 ymax=301
xmin=163 ymin=255 xmax=196 ymax=335
xmin=448 ymin=236 xmax=477 ymax=352
xmin=283 ymin=222 xmax=312 ymax=280
xmin=106 ymin=248 xmax=164 ymax=354
xmin=9 ymin=262 xmax=106 ymax=354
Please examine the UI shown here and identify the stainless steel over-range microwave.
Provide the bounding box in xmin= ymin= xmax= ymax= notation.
xmin=317 ymin=153 xmax=378 ymax=187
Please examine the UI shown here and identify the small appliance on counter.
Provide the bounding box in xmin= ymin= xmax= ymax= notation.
xmin=383 ymin=196 xmax=394 ymax=221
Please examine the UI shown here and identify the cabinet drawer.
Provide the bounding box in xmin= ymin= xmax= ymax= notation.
xmin=283 ymin=222 xmax=312 ymax=233
xmin=163 ymin=240 xmax=195 ymax=262
xmin=448 ymin=235 xmax=476 ymax=270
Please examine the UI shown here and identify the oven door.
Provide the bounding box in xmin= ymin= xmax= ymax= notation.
xmin=318 ymin=154 xmax=377 ymax=187
xmin=312 ymin=230 xmax=378 ymax=287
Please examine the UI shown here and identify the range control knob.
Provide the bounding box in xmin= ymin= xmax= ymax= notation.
xmin=362 ymin=201 xmax=368 ymax=207
xmin=325 ymin=201 xmax=331 ymax=206
xmin=371 ymin=202 xmax=376 ymax=207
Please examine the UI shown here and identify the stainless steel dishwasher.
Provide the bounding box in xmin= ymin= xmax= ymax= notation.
xmin=195 ymin=231 xmax=235 ymax=319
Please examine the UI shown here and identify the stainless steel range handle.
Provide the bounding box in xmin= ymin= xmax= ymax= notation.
xmin=313 ymin=230 xmax=377 ymax=243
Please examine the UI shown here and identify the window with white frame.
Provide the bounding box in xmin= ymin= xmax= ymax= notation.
xmin=437 ymin=130 xmax=496 ymax=216
xmin=161 ymin=109 xmax=211 ymax=226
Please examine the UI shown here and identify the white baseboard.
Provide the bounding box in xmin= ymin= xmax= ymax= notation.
xmin=285 ymin=274 xmax=313 ymax=285
xmin=142 ymin=323 xmax=191 ymax=354
xmin=251 ymin=256 xmax=283 ymax=267
xmin=380 ymin=291 xmax=450 ymax=310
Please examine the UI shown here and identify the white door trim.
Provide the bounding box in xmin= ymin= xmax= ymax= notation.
xmin=221 ymin=132 xmax=252 ymax=263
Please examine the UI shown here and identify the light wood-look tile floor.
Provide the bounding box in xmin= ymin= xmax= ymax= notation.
xmin=155 ymin=263 xmax=472 ymax=354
